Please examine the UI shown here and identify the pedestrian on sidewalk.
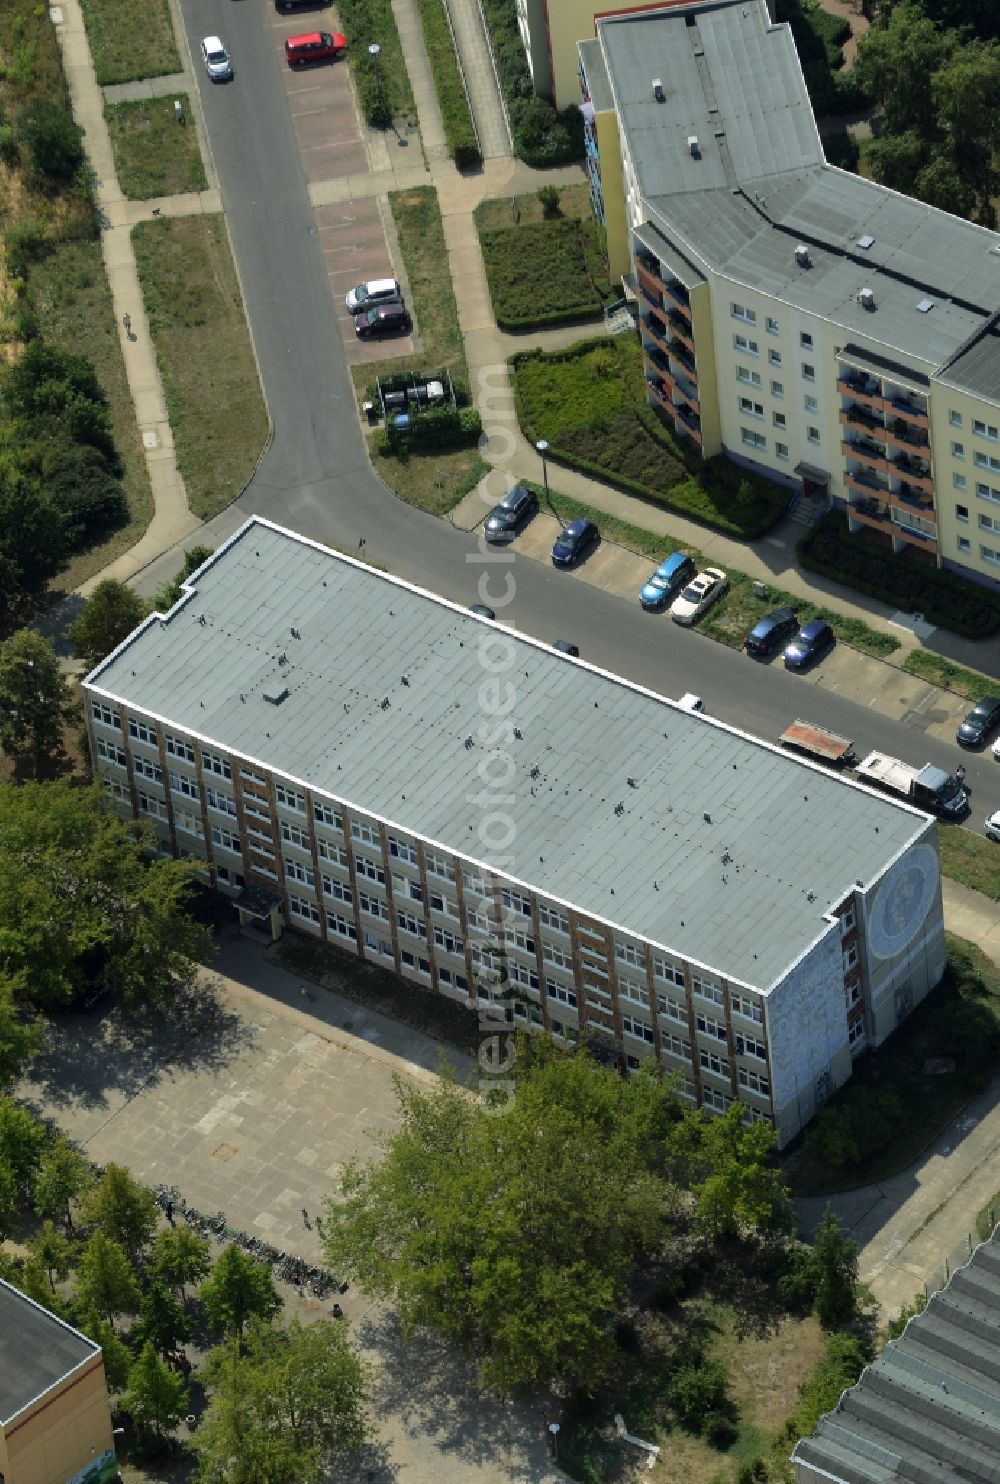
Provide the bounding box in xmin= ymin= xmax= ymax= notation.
xmin=122 ymin=312 xmax=132 ymax=337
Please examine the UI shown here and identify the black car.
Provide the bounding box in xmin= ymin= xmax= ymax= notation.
xmin=783 ymin=618 xmax=835 ymax=670
xmin=956 ymin=695 xmax=1000 ymax=747
xmin=745 ymin=607 xmax=798 ymax=658
xmin=469 ymin=603 xmax=496 ymax=620
xmin=484 ymin=483 xmax=538 ymax=544
xmin=551 ymin=518 xmax=598 ymax=568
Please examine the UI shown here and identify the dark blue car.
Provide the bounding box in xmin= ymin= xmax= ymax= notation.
xmin=551 ymin=518 xmax=598 ymax=568
xmin=638 ymin=552 xmax=695 ymax=610
xmin=783 ymin=618 xmax=835 ymax=670
xmin=745 ymin=608 xmax=798 ymax=658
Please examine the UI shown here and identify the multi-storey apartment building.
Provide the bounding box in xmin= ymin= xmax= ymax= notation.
xmin=578 ymin=0 xmax=1000 ymax=587
xmin=83 ymin=518 xmax=946 ymax=1146
xmin=514 ymin=0 xmax=681 ymax=110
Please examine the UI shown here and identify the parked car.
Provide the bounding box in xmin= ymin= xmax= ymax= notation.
xmin=201 ymin=36 xmax=233 ymax=81
xmin=986 ymin=811 xmax=1000 ymax=843
xmin=484 ymin=484 xmax=538 ymax=544
xmin=638 ymin=552 xmax=695 ymax=611
xmin=469 ymin=603 xmax=495 ymax=620
xmin=277 ymin=0 xmax=332 ymax=10
xmin=745 ymin=607 xmax=798 ymax=658
xmin=676 ymin=692 xmax=705 ymax=713
xmin=346 ymin=277 xmax=401 ymax=313
xmin=354 ymin=303 xmax=410 ymax=339
xmin=551 ymin=518 xmax=598 ymax=568
xmin=553 ymin=640 xmax=580 ymax=657
xmin=285 ymin=31 xmax=347 ymax=66
xmin=783 ymin=618 xmax=835 ymax=670
xmin=956 ymin=696 xmax=1000 ymax=748
xmin=669 ymin=567 xmax=728 ymax=626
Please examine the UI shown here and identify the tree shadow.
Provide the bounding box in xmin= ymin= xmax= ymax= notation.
xmin=19 ymin=974 xmax=255 ymax=1115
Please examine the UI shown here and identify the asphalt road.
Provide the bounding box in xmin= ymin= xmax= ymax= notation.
xmin=175 ymin=0 xmax=1000 ymax=830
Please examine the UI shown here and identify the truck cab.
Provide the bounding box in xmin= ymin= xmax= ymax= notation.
xmin=912 ymin=764 xmax=968 ymax=819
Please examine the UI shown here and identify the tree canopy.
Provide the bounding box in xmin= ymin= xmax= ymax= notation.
xmin=69 ymin=580 xmax=149 ymax=670
xmin=0 ymin=629 xmax=74 ymax=779
xmin=199 ymin=1245 xmax=283 ymax=1340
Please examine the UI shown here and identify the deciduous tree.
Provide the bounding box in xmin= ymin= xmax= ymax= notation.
xmin=0 ymin=1097 xmax=46 ymax=1195
xmin=199 ymin=1246 xmax=282 ymax=1340
xmin=0 ymin=974 xmax=41 ymax=1090
xmin=811 ymin=1206 xmax=860 ymax=1329
xmin=28 ymin=1219 xmax=72 ymax=1292
xmin=137 ymin=1277 xmax=191 ymax=1358
xmin=683 ymin=1102 xmax=791 ymax=1238
xmin=69 ymin=580 xmax=148 ymax=670
xmin=76 ymin=1232 xmax=141 ymax=1329
xmin=34 ymin=1137 xmax=94 ymax=1231
xmin=0 ymin=630 xmax=74 ymax=779
xmin=82 ymin=1163 xmax=158 ymax=1267
xmin=125 ymin=1343 xmax=188 ymax=1443
xmin=151 ymin=1225 xmax=212 ymax=1297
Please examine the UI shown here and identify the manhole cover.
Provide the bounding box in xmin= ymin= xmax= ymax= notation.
xmin=142 ymin=429 xmax=159 ymax=450
xmin=212 ymin=1142 xmax=238 ymax=1161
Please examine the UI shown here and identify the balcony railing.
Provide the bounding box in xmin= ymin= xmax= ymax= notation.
xmin=667 ymin=313 xmax=694 ymax=352
xmin=890 ymin=456 xmax=933 ymax=491
xmin=840 ymin=403 xmax=884 ymax=435
xmin=641 ymin=315 xmax=669 ymax=352
xmin=886 ymin=418 xmax=930 ymax=453
xmin=846 ymin=468 xmax=889 ymax=495
xmin=669 ymin=339 xmax=696 ymax=377
xmin=643 ymin=343 xmax=670 ymax=376
xmin=636 ymin=262 xmax=664 ymax=304
xmin=843 ymin=437 xmax=887 ymax=469
xmin=888 ymin=396 xmax=928 ymax=427
xmin=662 ymin=279 xmax=691 ymax=317
xmin=837 ymin=376 xmax=882 ymax=409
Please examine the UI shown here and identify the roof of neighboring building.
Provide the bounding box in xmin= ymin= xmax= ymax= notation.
xmin=578 ymin=38 xmax=613 ymax=113
xmin=939 ymin=316 xmax=1000 ymax=403
xmin=0 ymin=1281 xmax=101 ymax=1425
xmin=792 ymin=1230 xmax=1000 ymax=1483
xmin=595 ymin=0 xmax=1000 ymax=392
xmin=86 ymin=519 xmax=926 ymax=992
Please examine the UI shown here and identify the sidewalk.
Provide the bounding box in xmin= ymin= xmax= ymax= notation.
xmin=55 ymin=0 xmax=203 ymax=594
xmin=441 ymin=0 xmax=511 ymax=158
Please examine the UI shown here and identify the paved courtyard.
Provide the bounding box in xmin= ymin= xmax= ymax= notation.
xmin=17 ymin=937 xmax=564 ymax=1483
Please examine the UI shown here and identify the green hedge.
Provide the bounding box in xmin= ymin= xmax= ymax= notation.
xmin=799 ymin=512 xmax=1000 ymax=638
xmin=479 ymin=0 xmax=583 ymax=166
xmin=336 ymin=0 xmax=416 ymax=128
xmin=375 ymin=405 xmax=482 ymax=454
xmin=415 ymin=0 xmax=481 ymax=169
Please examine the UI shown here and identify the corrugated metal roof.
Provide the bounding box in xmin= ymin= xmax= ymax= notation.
xmin=793 ymin=1231 xmax=1000 ymax=1483
xmin=87 ymin=520 xmax=923 ymax=992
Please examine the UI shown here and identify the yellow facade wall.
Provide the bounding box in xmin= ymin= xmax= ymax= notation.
xmin=547 ymin=0 xmax=680 ymax=109
xmin=928 ymin=377 xmax=1000 ymax=582
xmin=595 ymin=109 xmax=629 ymax=281
xmin=688 ymin=281 xmax=720 ymax=457
xmin=2 ymin=1359 xmax=113 ymax=1484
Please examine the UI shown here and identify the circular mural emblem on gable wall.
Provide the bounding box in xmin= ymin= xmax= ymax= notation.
xmin=869 ymin=844 xmax=939 ymax=960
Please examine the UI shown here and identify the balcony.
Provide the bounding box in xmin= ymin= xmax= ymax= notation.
xmin=890 ymin=454 xmax=933 ymax=492
xmin=641 ymin=314 xmax=670 ymax=354
xmin=674 ymin=403 xmax=702 ymax=448
xmin=887 ymin=395 xmax=928 ymax=428
xmin=662 ymin=279 xmax=691 ymax=318
xmin=636 ymin=261 xmax=664 ymax=305
xmin=837 ymin=375 xmax=883 ymax=410
xmin=669 ymin=338 xmax=696 ymax=378
xmin=890 ymin=482 xmax=934 ymax=513
xmin=674 ymin=377 xmax=699 ymax=414
xmin=667 ymin=313 xmax=695 ymax=353
xmin=842 ymin=437 xmax=888 ymax=472
xmin=840 ymin=403 xmax=884 ymax=435
xmin=846 ymin=469 xmax=889 ymax=498
xmin=885 ymin=418 xmax=930 ymax=455
xmin=643 ymin=341 xmax=670 ymax=376
xmin=646 ymin=377 xmax=672 ymax=413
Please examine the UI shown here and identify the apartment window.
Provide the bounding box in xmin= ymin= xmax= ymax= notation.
xmin=322 ymin=876 xmax=352 ymax=904
xmin=653 ymin=954 xmax=684 ymax=987
xmin=736 ymin=365 xmax=761 ymax=387
xmin=351 ymin=820 xmax=380 ymax=847
xmin=741 ymin=427 xmax=766 ymax=450
xmin=739 ymin=397 xmax=764 ymax=419
xmin=802 ymin=362 xmax=816 ymax=381
xmin=804 ymin=394 xmax=818 ymax=413
xmin=983 ymin=545 xmax=1000 ymax=565
xmin=958 ymin=535 xmax=971 ymax=552
xmin=657 ymin=994 xmax=687 ymax=1024
xmin=771 ymin=379 xmax=784 ymax=398
xmin=206 ymin=786 xmax=237 ymax=817
xmin=240 ymin=766 xmax=265 ymax=786
xmin=733 ymin=334 xmax=759 ymax=356
xmin=129 ymin=718 xmax=157 ymax=747
xmin=163 ymin=733 xmax=193 ymax=762
xmin=696 ymin=1012 xmax=727 ymax=1043
xmin=201 ymin=751 xmax=231 ymax=780
xmin=274 ymin=783 xmax=305 ymax=814
xmin=547 ymin=981 xmax=577 ymax=1009
xmin=980 ymin=513 xmax=1000 ymax=533
xmin=731 ymin=992 xmax=763 ymax=1024
xmin=768 ymin=349 xmax=782 ymax=367
xmin=952 ymin=442 xmax=965 ymax=459
xmin=738 ymin=1068 xmax=770 ymax=1098
xmin=285 ymin=857 xmax=315 ymax=888
xmin=104 ymin=779 xmax=129 ymax=805
xmin=462 ymin=867 xmax=487 ymax=896
xmin=661 ymin=1031 xmax=691 ymax=1060
xmin=92 ymin=701 xmax=118 ymax=729
xmin=537 ymin=903 xmax=569 ymax=934
xmin=846 ymin=980 xmax=862 ymax=1008
xmin=807 ymin=426 xmax=820 ymax=444
xmin=424 ymin=849 xmax=455 ymax=882
xmin=388 ymin=835 xmax=419 ymax=865
xmin=505 ymin=927 xmax=535 ymax=955
xmin=316 ymin=841 xmax=347 ymax=869
xmin=358 ymin=891 xmax=388 ymax=920
xmin=397 ymin=909 xmax=424 ymax=937
xmin=775 ymin=441 xmax=789 ymax=460
xmin=211 ymin=825 xmax=240 ymax=853
xmin=281 ymin=821 xmax=309 ymax=849
xmin=509 ymin=961 xmax=539 ymax=991
xmin=973 ymin=419 xmax=999 ymax=441
xmin=288 ymin=894 xmax=321 ymax=925
xmin=956 ymin=504 xmax=969 ymax=523
xmin=622 ymin=1015 xmax=655 ymax=1045
xmin=314 ymin=802 xmax=343 ymax=830
xmin=131 ymin=754 xmax=160 ymax=785
xmin=174 ymin=810 xmax=203 ymax=839
xmin=773 ymin=412 xmax=786 ymax=429
xmin=500 ymin=887 xmax=532 ymax=918
xmin=978 ymin=483 xmax=1000 ymax=504
xmin=949 ymin=410 xmax=962 ymax=427
xmin=692 ymin=975 xmax=724 ymax=1007
xmin=841 ymin=905 xmax=857 ymax=936
xmin=95 ymin=737 xmax=127 ymax=768
xmin=848 ymin=1018 xmax=866 ymax=1048
xmin=731 ymin=302 xmax=756 ymax=324
xmin=618 ymin=975 xmax=647 ymax=1007
xmin=700 ymin=1049 xmax=729 ymax=1079
xmin=735 ymin=1033 xmax=767 ymax=1061
xmin=975 ymin=450 xmax=1000 ymax=473
xmin=328 ymin=914 xmax=357 ymax=943
xmin=954 ymin=473 xmax=967 ymax=491
xmin=169 ymin=770 xmax=198 ymax=800
xmin=408 ymin=879 xmax=425 ymax=903
xmin=614 ymin=941 xmax=642 ymax=968
xmin=243 ymin=795 xmax=270 ymax=822
xmin=766 ymin=316 xmax=780 ymax=335
xmin=543 ymin=942 xmax=572 ymax=971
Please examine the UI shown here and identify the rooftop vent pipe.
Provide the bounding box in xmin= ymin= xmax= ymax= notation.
xmin=858 ymin=287 xmax=876 ymax=310
xmin=687 ymin=134 xmax=700 ymax=156
xmin=794 ymin=243 xmax=811 ymax=267
xmin=652 ymin=78 xmax=665 ymax=101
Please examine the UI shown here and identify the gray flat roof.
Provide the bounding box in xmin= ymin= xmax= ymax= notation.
xmin=578 ymin=38 xmax=613 ymax=113
xmin=87 ymin=519 xmax=924 ymax=992
xmin=0 ymin=1281 xmax=100 ymax=1424
xmin=793 ymin=1231 xmax=1000 ymax=1483
xmin=598 ymin=0 xmax=1000 ymax=392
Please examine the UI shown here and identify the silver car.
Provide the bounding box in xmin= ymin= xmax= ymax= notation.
xmin=201 ymin=36 xmax=233 ymax=81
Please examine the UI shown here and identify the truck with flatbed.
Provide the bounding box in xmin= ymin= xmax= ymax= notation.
xmin=854 ymin=750 xmax=968 ymax=818
xmin=779 ymin=720 xmax=856 ymax=766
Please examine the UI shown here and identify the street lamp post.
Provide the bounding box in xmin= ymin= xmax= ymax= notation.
xmin=535 ymin=439 xmax=550 ymax=503
xmin=368 ymin=42 xmax=386 ymax=124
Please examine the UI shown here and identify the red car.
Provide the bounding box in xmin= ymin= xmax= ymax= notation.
xmin=284 ymin=31 xmax=347 ymax=67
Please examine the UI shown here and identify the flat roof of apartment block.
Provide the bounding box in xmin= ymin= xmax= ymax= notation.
xmin=87 ymin=518 xmax=925 ymax=992
xmin=0 ymin=1281 xmax=100 ymax=1424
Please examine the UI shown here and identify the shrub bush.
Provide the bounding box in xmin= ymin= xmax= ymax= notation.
xmin=799 ymin=511 xmax=1000 ymax=637
xmin=378 ymin=405 xmax=482 ymax=453
xmin=667 ymin=1353 xmax=733 ymax=1434
xmin=336 ymin=0 xmax=416 ymax=128
xmin=480 ymin=219 xmax=606 ymax=328
xmin=479 ymin=0 xmax=583 ymax=166
xmin=415 ymin=0 xmax=482 ymax=170
xmin=17 ymin=99 xmax=84 ymax=181
xmin=808 ymin=1087 xmax=903 ymax=1168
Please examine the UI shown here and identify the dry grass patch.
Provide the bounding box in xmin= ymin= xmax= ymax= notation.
xmin=105 ymin=96 xmax=207 ymax=200
xmin=79 ymin=0 xmax=180 ymax=83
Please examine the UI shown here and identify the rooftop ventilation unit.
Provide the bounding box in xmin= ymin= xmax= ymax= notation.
xmin=858 ymin=287 xmax=876 ymax=310
xmin=857 ymin=234 xmax=875 ymax=250
xmin=794 ymin=244 xmax=811 ymax=268
xmin=916 ymin=297 xmax=935 ymax=313
xmin=652 ymin=78 xmax=665 ymax=101
xmin=263 ymin=686 xmax=289 ymax=706
xmin=687 ymin=135 xmax=700 ymax=156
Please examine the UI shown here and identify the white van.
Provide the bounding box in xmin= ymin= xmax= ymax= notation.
xmin=346 ymin=278 xmax=401 ymax=313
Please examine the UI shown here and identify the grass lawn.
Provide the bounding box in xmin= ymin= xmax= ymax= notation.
xmin=513 ymin=337 xmax=793 ymax=539
xmin=26 ymin=240 xmax=154 ymax=592
xmin=902 ymin=649 xmax=1000 ymax=703
xmin=374 ymin=446 xmax=489 ymax=515
xmin=475 ymin=186 xmax=612 ymax=330
xmin=105 ymin=97 xmax=207 ymax=200
xmin=352 ymin=187 xmax=465 ymax=405
xmin=938 ymin=829 xmax=1000 ymax=902
xmin=79 ymin=0 xmax=180 ymax=83
xmin=132 ymin=216 xmax=267 ymax=521
xmin=277 ymin=932 xmax=479 ymax=1054
xmin=784 ymin=937 xmax=1000 ymax=1198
